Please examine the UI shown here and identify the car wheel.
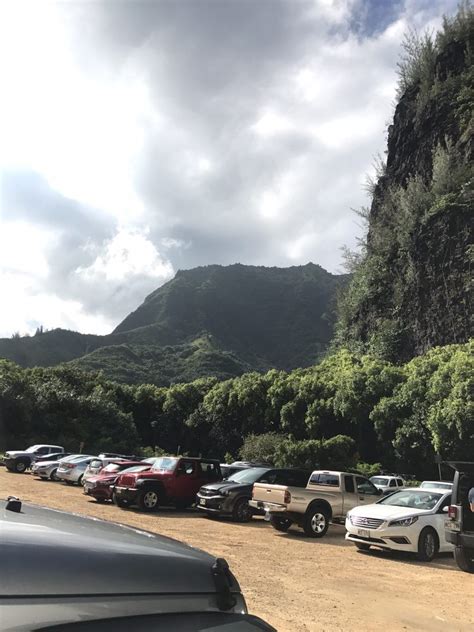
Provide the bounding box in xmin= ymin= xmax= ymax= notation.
xmin=270 ymin=516 xmax=293 ymax=532
xmin=112 ymin=492 xmax=129 ymax=508
xmin=95 ymin=497 xmax=106 ymax=504
xmin=50 ymin=469 xmax=59 ymax=481
xmin=454 ymin=546 xmax=474 ymax=573
xmin=232 ymin=497 xmax=253 ymax=522
xmin=303 ymin=505 xmax=330 ymax=538
xmin=77 ymin=475 xmax=84 ymax=486
xmin=39 ymin=476 xmax=48 ymax=481
xmin=15 ymin=460 xmax=29 ymax=473
xmin=355 ymin=542 xmax=371 ymax=551
xmin=65 ymin=480 xmax=74 ymax=486
xmin=417 ymin=527 xmax=439 ymax=562
xmin=138 ymin=490 xmax=160 ymax=512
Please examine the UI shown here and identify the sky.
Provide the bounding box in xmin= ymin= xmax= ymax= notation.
xmin=0 ymin=0 xmax=459 ymax=337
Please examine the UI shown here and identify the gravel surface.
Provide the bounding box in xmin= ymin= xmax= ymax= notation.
xmin=2 ymin=468 xmax=473 ymax=631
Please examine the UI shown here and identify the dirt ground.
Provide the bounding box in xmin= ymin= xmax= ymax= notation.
xmin=2 ymin=468 xmax=473 ymax=631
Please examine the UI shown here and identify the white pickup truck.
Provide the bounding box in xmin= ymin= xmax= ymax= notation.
xmin=250 ymin=469 xmax=382 ymax=537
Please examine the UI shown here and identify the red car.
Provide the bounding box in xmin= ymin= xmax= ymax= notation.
xmin=113 ymin=456 xmax=222 ymax=512
xmin=83 ymin=460 xmax=154 ymax=503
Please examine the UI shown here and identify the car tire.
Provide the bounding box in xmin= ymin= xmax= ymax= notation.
xmin=50 ymin=469 xmax=59 ymax=481
xmin=232 ymin=497 xmax=253 ymax=522
xmin=417 ymin=527 xmax=439 ymax=562
xmin=39 ymin=476 xmax=48 ymax=481
xmin=15 ymin=459 xmax=29 ymax=473
xmin=303 ymin=505 xmax=330 ymax=538
xmin=95 ymin=497 xmax=106 ymax=504
xmin=137 ymin=489 xmax=160 ymax=512
xmin=112 ymin=492 xmax=129 ymax=508
xmin=65 ymin=480 xmax=74 ymax=486
xmin=454 ymin=546 xmax=474 ymax=573
xmin=77 ymin=475 xmax=84 ymax=486
xmin=270 ymin=516 xmax=293 ymax=532
xmin=355 ymin=542 xmax=371 ymax=551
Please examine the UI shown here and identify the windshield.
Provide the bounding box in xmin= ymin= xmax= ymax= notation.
xmin=379 ymin=490 xmax=443 ymax=510
xmin=227 ymin=467 xmax=270 ymax=484
xmin=26 ymin=445 xmax=41 ymax=453
xmin=151 ymin=457 xmax=178 ymax=472
xmin=370 ymin=477 xmax=389 ymax=485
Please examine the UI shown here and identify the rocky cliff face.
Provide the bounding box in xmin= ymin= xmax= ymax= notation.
xmin=337 ymin=12 xmax=473 ymax=360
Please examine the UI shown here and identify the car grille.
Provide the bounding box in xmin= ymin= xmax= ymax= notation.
xmin=350 ymin=516 xmax=384 ymax=529
xmin=199 ymin=488 xmax=221 ymax=498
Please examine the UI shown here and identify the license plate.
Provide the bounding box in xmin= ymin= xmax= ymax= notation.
xmin=446 ymin=520 xmax=461 ymax=531
xmin=199 ymin=498 xmax=206 ymax=506
xmin=357 ymin=529 xmax=370 ymax=538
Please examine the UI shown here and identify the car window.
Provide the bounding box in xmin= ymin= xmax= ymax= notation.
xmin=370 ymin=477 xmax=389 ymax=486
xmin=202 ymin=462 xmax=220 ymax=479
xmin=344 ymin=475 xmax=355 ymax=493
xmin=36 ymin=447 xmax=49 ymax=454
xmin=356 ymin=477 xmax=379 ymax=495
xmin=389 ymin=479 xmax=397 ymax=487
xmin=178 ymin=460 xmax=195 ymax=475
xmin=310 ymin=473 xmax=339 ymax=486
xmin=396 ymin=479 xmax=404 ymax=486
xmin=89 ymin=459 xmax=103 ymax=468
xmin=152 ymin=457 xmax=178 ymax=472
xmin=103 ymin=463 xmax=121 ymax=473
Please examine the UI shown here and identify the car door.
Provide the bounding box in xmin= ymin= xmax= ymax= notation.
xmin=433 ymin=494 xmax=452 ymax=550
xmin=355 ymin=476 xmax=381 ymax=506
xmin=341 ymin=474 xmax=362 ymax=513
xmin=172 ymin=460 xmax=202 ymax=501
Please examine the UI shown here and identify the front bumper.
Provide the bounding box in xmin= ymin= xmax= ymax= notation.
xmin=83 ymin=482 xmax=112 ymax=500
xmin=345 ymin=520 xmax=417 ymax=552
xmin=114 ymin=485 xmax=140 ymax=503
xmin=196 ymin=493 xmax=233 ymax=515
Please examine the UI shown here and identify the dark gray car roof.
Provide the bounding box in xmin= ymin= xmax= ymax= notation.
xmin=1 ymin=500 xmax=231 ymax=597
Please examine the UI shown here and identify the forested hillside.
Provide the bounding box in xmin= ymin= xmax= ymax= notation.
xmin=0 ymin=263 xmax=347 ymax=384
xmin=336 ymin=6 xmax=473 ymax=361
xmin=1 ymin=341 xmax=471 ymax=478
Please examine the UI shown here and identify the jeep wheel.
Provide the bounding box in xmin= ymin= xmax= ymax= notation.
xmin=303 ymin=505 xmax=330 ymax=538
xmin=232 ymin=498 xmax=252 ymax=522
xmin=15 ymin=460 xmax=29 ymax=473
xmin=454 ymin=546 xmax=474 ymax=573
xmin=112 ymin=492 xmax=128 ymax=508
xmin=138 ymin=490 xmax=160 ymax=512
xmin=355 ymin=542 xmax=371 ymax=552
xmin=417 ymin=527 xmax=439 ymax=562
xmin=270 ymin=516 xmax=292 ymax=532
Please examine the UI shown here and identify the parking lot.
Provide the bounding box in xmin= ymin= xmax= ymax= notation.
xmin=2 ymin=467 xmax=472 ymax=632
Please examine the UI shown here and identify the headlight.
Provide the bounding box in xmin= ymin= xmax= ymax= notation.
xmin=389 ymin=516 xmax=418 ymax=527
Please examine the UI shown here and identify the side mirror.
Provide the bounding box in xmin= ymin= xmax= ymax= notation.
xmin=442 ymin=505 xmax=449 ymax=513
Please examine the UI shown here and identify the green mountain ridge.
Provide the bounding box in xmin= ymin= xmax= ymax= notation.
xmin=0 ymin=263 xmax=349 ymax=384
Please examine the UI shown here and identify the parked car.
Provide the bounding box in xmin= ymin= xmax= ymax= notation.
xmin=32 ymin=451 xmax=71 ymax=464
xmin=82 ymin=455 xmax=142 ymax=484
xmin=31 ymin=454 xmax=83 ymax=481
xmin=445 ymin=461 xmax=474 ymax=573
xmin=420 ymin=480 xmax=453 ymax=490
xmin=1 ymin=496 xmax=275 ymax=631
xmin=250 ymin=470 xmax=382 ymax=537
xmin=370 ymin=475 xmax=406 ymax=494
xmin=4 ymin=444 xmax=65 ymax=473
xmin=113 ymin=456 xmax=222 ymax=512
xmin=56 ymin=455 xmax=95 ymax=485
xmin=345 ymin=487 xmax=453 ymax=562
xmin=84 ymin=461 xmax=153 ymax=502
xmin=198 ymin=467 xmax=310 ymax=522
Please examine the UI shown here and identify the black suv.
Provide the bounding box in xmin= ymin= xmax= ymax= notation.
xmin=196 ymin=467 xmax=310 ymax=522
xmin=445 ymin=461 xmax=474 ymax=573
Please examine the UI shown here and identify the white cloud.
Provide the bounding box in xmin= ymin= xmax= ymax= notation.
xmin=76 ymin=229 xmax=174 ymax=283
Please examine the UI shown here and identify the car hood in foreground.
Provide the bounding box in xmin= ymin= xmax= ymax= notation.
xmin=349 ymin=503 xmax=435 ymax=520
xmin=1 ymin=500 xmax=238 ymax=597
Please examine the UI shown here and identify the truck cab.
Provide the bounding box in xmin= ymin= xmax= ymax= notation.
xmin=113 ymin=456 xmax=222 ymax=512
xmin=445 ymin=461 xmax=474 ymax=573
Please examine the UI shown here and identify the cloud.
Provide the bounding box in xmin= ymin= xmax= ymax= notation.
xmin=0 ymin=0 xmax=460 ymax=335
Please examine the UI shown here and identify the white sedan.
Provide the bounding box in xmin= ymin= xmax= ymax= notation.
xmin=345 ymin=488 xmax=453 ymax=561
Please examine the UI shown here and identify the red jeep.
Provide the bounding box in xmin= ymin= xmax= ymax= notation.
xmin=113 ymin=456 xmax=222 ymax=512
xmin=83 ymin=460 xmax=152 ymax=503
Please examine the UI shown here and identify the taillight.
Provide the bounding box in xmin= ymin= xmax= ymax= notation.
xmin=66 ymin=463 xmax=76 ymax=469
xmin=284 ymin=490 xmax=291 ymax=504
xmin=448 ymin=505 xmax=457 ymax=519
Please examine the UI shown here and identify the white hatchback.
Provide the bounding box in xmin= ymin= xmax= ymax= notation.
xmin=345 ymin=488 xmax=453 ymax=561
